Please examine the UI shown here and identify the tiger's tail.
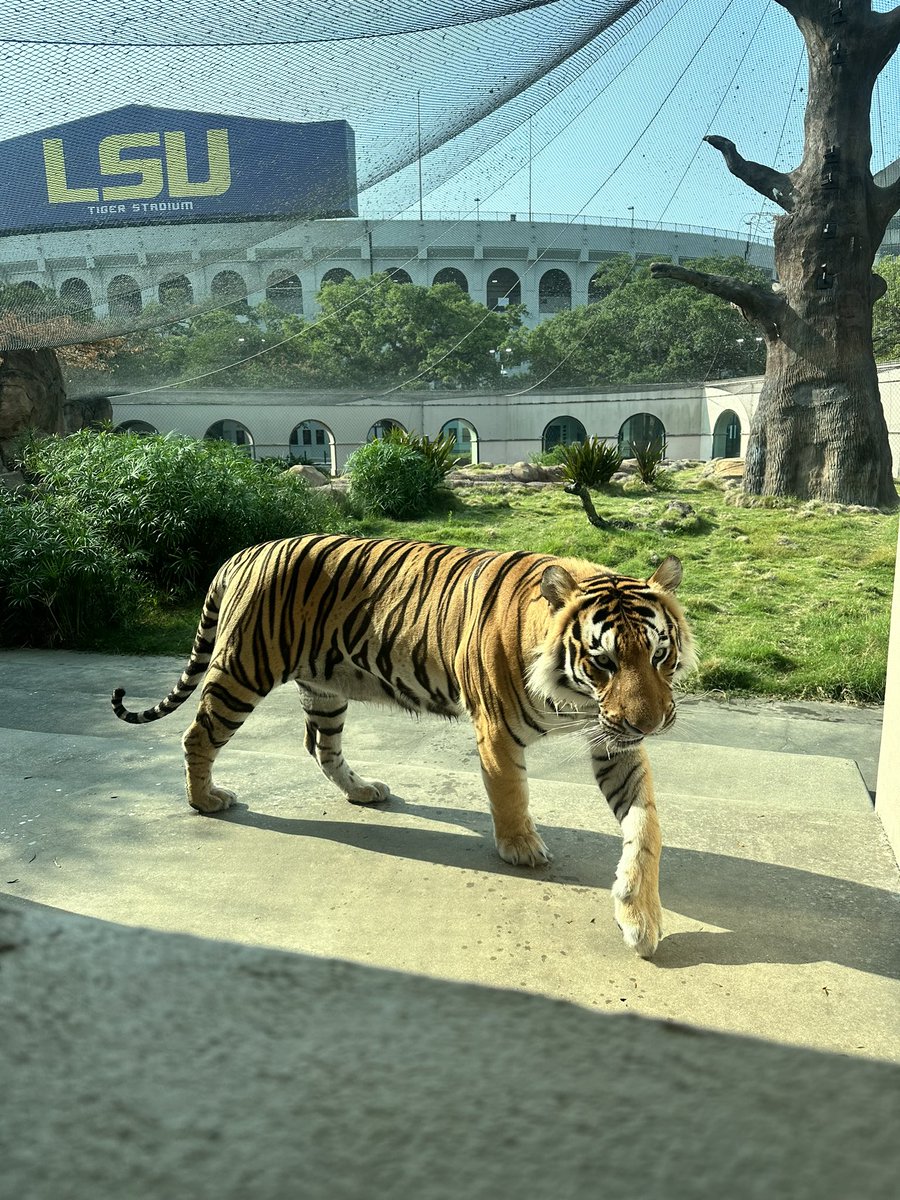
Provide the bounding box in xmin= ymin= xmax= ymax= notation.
xmin=111 ymin=576 xmax=223 ymax=725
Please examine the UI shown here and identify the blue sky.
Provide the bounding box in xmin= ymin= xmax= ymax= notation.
xmin=3 ymin=0 xmax=899 ymax=242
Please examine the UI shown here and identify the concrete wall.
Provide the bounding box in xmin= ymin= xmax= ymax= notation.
xmin=1 ymin=214 xmax=776 ymax=330
xmin=109 ymin=367 xmax=900 ymax=474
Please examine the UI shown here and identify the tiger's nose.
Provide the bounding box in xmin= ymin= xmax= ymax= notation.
xmin=622 ymin=716 xmax=662 ymax=738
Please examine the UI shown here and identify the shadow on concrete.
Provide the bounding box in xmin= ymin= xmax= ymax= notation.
xmin=221 ymin=796 xmax=900 ymax=982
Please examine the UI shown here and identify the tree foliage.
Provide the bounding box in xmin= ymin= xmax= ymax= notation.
xmin=83 ymin=275 xmax=522 ymax=391
xmin=522 ymin=256 xmax=769 ymax=386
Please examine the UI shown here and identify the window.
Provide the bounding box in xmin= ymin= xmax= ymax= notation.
xmin=289 ymin=420 xmax=334 ymax=471
xmin=618 ymin=412 xmax=666 ymax=456
xmin=158 ymin=274 xmax=193 ymax=308
xmin=439 ymin=418 xmax=478 ymax=465
xmin=205 ymin=419 xmax=254 ymax=452
xmin=712 ymin=409 xmax=741 ymax=458
xmin=210 ymin=271 xmax=246 ymax=301
xmin=114 ymin=420 xmax=157 ymax=435
xmin=266 ymin=271 xmax=303 ymax=313
xmin=60 ymin=277 xmax=93 ymax=319
xmin=539 ymin=269 xmax=572 ymax=315
xmin=543 ymin=415 xmax=586 ymax=453
xmin=367 ymin=418 xmax=406 ymax=441
xmin=433 ymin=268 xmax=469 ymax=292
xmin=321 ymin=268 xmax=354 ymax=287
xmin=108 ymin=274 xmax=142 ymax=319
xmin=487 ymin=268 xmax=521 ymax=310
xmin=385 ymin=268 xmax=412 ymax=284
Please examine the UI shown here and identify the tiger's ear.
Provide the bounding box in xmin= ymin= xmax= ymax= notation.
xmin=648 ymin=555 xmax=682 ymax=593
xmin=541 ymin=564 xmax=579 ymax=611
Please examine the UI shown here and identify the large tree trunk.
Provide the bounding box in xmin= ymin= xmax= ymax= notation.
xmin=652 ymin=0 xmax=900 ymax=509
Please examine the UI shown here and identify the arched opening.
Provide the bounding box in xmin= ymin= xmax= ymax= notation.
xmin=289 ymin=420 xmax=335 ymax=472
xmin=486 ymin=268 xmax=521 ymax=310
xmin=210 ymin=271 xmax=246 ymax=302
xmin=366 ymin=418 xmax=406 ymax=442
xmin=433 ymin=267 xmax=469 ymax=292
xmin=108 ymin=275 xmax=142 ymax=319
xmin=266 ymin=271 xmax=303 ymax=313
xmin=439 ymin=417 xmax=478 ymax=465
xmin=712 ymin=409 xmax=742 ymax=458
xmin=59 ymin=277 xmax=93 ymax=319
xmin=539 ymin=269 xmax=572 ymax=315
xmin=115 ymin=420 xmax=158 ymax=435
xmin=158 ymin=274 xmax=193 ymax=308
xmin=618 ymin=412 xmax=666 ymax=457
xmin=205 ymin=419 xmax=254 ymax=453
xmin=385 ymin=268 xmax=412 ymax=284
xmin=320 ymin=268 xmax=354 ymax=287
xmin=542 ymin=415 xmax=586 ymax=454
xmin=588 ymin=267 xmax=617 ymax=304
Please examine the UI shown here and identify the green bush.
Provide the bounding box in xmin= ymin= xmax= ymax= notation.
xmin=345 ymin=439 xmax=446 ymax=518
xmin=630 ymin=439 xmax=667 ymax=485
xmin=384 ymin=426 xmax=459 ymax=477
xmin=560 ymin=437 xmax=623 ymax=489
xmin=529 ymin=444 xmax=569 ymax=466
xmin=0 ymin=492 xmax=144 ymax=647
xmin=19 ymin=430 xmax=349 ymax=596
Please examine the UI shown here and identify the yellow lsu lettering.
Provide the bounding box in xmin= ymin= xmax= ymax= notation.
xmin=42 ymin=129 xmax=231 ymax=204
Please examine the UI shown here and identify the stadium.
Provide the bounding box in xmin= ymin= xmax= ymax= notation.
xmin=2 ymin=104 xmax=898 ymax=472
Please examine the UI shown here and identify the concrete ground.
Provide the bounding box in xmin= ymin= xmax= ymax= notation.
xmin=2 ymin=648 xmax=898 ymax=1063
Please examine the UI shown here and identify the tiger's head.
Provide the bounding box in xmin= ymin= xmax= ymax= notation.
xmin=528 ymin=555 xmax=696 ymax=751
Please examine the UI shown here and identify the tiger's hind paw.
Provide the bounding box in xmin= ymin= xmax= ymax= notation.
xmin=496 ymin=830 xmax=552 ymax=868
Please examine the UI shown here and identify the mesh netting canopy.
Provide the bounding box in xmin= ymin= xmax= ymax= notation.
xmin=0 ymin=0 xmax=668 ymax=349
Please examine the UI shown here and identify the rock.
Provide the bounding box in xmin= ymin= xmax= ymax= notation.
xmin=63 ymin=392 xmax=113 ymax=432
xmin=0 ymin=469 xmax=27 ymax=492
xmin=700 ymin=457 xmax=744 ymax=482
xmin=0 ymin=348 xmax=66 ymax=466
xmin=665 ymin=501 xmax=695 ymax=517
xmin=286 ymin=464 xmax=331 ymax=487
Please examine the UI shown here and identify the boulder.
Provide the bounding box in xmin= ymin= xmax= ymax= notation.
xmin=700 ymin=457 xmax=744 ymax=481
xmin=286 ymin=464 xmax=331 ymax=487
xmin=0 ymin=349 xmax=66 ymax=466
xmin=63 ymin=393 xmax=114 ymax=432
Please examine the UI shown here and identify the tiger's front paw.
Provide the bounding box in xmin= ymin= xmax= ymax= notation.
xmin=496 ymin=829 xmax=552 ymax=868
xmin=347 ymin=779 xmax=391 ymax=805
xmin=612 ymin=880 xmax=662 ymax=959
xmin=189 ymin=784 xmax=237 ymax=814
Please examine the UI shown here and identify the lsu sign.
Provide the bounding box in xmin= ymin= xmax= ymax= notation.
xmin=0 ymin=105 xmax=357 ymax=234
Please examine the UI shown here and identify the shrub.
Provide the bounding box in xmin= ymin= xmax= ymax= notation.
xmin=345 ymin=438 xmax=446 ymax=518
xmin=559 ymin=437 xmax=623 ymax=489
xmin=0 ymin=492 xmax=144 ymax=647
xmin=630 ymin=439 xmax=667 ymax=485
xmin=384 ymin=426 xmax=458 ymax=478
xmin=529 ymin=444 xmax=569 ymax=466
xmin=19 ymin=430 xmax=349 ymax=597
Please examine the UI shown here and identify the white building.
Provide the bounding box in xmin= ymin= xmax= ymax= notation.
xmin=109 ymin=367 xmax=900 ymax=478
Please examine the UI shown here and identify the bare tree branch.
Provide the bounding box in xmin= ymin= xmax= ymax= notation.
xmin=704 ymin=136 xmax=795 ymax=211
xmin=872 ymin=6 xmax=900 ymax=70
xmin=649 ymin=262 xmax=783 ymax=335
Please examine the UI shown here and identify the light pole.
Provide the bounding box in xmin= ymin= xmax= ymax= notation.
xmin=475 ymin=197 xmax=481 ymax=222
xmin=628 ymin=205 xmax=635 ymax=253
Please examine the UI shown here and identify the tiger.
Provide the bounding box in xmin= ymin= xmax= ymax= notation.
xmin=112 ymin=533 xmax=695 ymax=958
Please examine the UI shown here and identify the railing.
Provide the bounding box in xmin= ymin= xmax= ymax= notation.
xmin=353 ymin=210 xmax=775 ymax=245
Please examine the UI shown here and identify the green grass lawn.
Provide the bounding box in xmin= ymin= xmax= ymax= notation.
xmin=107 ymin=469 xmax=899 ymax=705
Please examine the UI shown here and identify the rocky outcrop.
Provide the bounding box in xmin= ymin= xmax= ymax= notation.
xmin=0 ymin=349 xmax=66 ymax=466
